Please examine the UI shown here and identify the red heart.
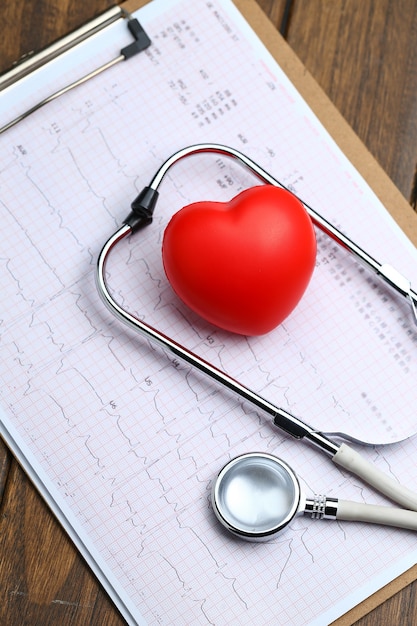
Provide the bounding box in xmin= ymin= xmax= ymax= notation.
xmin=162 ymin=185 xmax=316 ymax=335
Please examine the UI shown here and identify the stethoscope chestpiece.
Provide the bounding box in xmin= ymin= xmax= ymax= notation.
xmin=211 ymin=452 xmax=302 ymax=542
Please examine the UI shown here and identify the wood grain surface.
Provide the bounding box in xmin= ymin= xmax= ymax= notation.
xmin=1 ymin=1 xmax=417 ymax=624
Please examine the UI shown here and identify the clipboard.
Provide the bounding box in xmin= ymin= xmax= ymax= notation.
xmin=1 ymin=1 xmax=417 ymax=624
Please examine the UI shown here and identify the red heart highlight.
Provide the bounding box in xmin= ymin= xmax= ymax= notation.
xmin=162 ymin=185 xmax=316 ymax=335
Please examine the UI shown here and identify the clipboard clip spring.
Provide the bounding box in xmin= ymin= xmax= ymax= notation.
xmin=0 ymin=13 xmax=151 ymax=135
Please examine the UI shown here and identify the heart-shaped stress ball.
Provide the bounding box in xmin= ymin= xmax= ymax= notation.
xmin=162 ymin=185 xmax=316 ymax=336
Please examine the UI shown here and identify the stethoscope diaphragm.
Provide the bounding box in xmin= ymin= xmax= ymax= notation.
xmin=211 ymin=452 xmax=301 ymax=541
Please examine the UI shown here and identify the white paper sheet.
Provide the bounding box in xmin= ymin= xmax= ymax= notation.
xmin=1 ymin=1 xmax=417 ymax=624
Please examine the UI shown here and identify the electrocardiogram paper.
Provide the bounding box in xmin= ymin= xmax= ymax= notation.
xmin=1 ymin=0 xmax=417 ymax=624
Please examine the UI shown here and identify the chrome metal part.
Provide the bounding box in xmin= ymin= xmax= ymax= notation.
xmin=0 ymin=56 xmax=124 ymax=134
xmin=0 ymin=6 xmax=123 ymax=91
xmin=305 ymin=495 xmax=338 ymax=520
xmin=211 ymin=452 xmax=301 ymax=540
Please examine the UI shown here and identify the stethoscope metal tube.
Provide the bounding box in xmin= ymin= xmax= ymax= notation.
xmin=96 ymin=143 xmax=417 ymax=512
xmin=145 ymin=144 xmax=417 ymax=318
xmin=97 ymin=223 xmax=340 ymax=458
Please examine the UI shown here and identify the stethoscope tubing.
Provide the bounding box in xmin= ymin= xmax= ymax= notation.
xmin=96 ymin=143 xmax=417 ymax=513
xmin=147 ymin=144 xmax=417 ymax=315
xmin=97 ymin=223 xmax=340 ymax=456
xmin=336 ymin=499 xmax=417 ymax=530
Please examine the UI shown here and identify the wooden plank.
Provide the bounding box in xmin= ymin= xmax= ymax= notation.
xmin=277 ymin=0 xmax=417 ymax=202
xmin=0 ymin=458 xmax=125 ymax=625
xmin=0 ymin=440 xmax=12 ymax=504
xmin=0 ymin=0 xmax=115 ymax=75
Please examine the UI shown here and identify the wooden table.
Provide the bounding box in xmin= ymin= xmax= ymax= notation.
xmin=1 ymin=1 xmax=417 ymax=624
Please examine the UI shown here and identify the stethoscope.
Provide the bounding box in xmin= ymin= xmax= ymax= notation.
xmin=211 ymin=452 xmax=417 ymax=540
xmin=96 ymin=143 xmax=417 ymax=539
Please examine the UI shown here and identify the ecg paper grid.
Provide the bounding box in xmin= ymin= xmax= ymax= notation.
xmin=1 ymin=0 xmax=417 ymax=624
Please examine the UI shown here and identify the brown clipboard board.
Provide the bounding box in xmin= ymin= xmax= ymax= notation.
xmin=2 ymin=0 xmax=416 ymax=622
xmin=122 ymin=0 xmax=417 ymax=623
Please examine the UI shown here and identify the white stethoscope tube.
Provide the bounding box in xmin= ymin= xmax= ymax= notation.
xmin=96 ymin=144 xmax=417 ymax=514
xmin=211 ymin=453 xmax=417 ymax=541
